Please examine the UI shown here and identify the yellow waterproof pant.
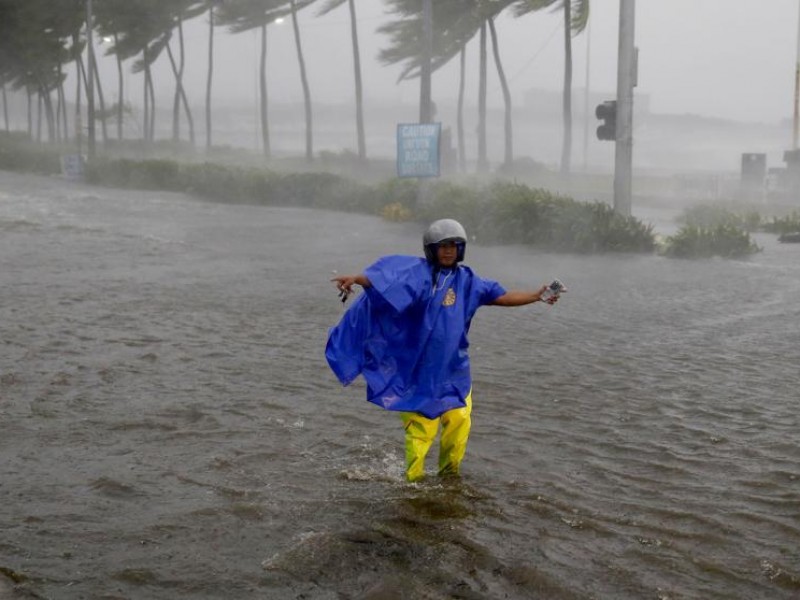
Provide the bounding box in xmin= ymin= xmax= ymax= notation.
xmin=400 ymin=391 xmax=473 ymax=482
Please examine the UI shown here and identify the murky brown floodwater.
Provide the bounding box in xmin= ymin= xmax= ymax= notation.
xmin=1 ymin=169 xmax=799 ymax=599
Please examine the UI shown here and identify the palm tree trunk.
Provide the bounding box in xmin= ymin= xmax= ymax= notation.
xmin=177 ymin=18 xmax=186 ymax=142
xmin=477 ymin=21 xmax=488 ymax=173
xmin=148 ymin=66 xmax=156 ymax=141
xmin=42 ymin=87 xmax=56 ymax=143
xmin=457 ymin=47 xmax=466 ymax=172
xmin=173 ymin=18 xmax=195 ymax=145
xmin=419 ymin=0 xmax=433 ymax=122
xmin=115 ymin=33 xmax=123 ymax=140
xmin=36 ymin=91 xmax=42 ymax=142
xmin=74 ymin=40 xmax=83 ymax=152
xmin=26 ymin=88 xmax=32 ymax=139
xmin=92 ymin=52 xmax=109 ymax=143
xmin=489 ymin=17 xmax=513 ymax=168
xmin=142 ymin=49 xmax=149 ymax=141
xmin=55 ymin=71 xmax=64 ymax=142
xmin=561 ymin=0 xmax=573 ymax=175
xmin=167 ymin=42 xmax=183 ymax=143
xmin=259 ymin=23 xmax=270 ymax=158
xmin=206 ymin=6 xmax=214 ymax=150
xmin=290 ymin=0 xmax=313 ymax=162
xmin=170 ymin=41 xmax=181 ymax=142
xmin=78 ymin=53 xmax=91 ymax=141
xmin=61 ymin=79 xmax=69 ymax=141
xmin=166 ymin=42 xmax=196 ymax=146
xmin=143 ymin=51 xmax=156 ymax=143
xmin=2 ymin=83 xmax=8 ymax=131
xmin=348 ymin=0 xmax=365 ymax=160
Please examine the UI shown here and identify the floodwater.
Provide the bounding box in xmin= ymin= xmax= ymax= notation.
xmin=1 ymin=169 xmax=798 ymax=600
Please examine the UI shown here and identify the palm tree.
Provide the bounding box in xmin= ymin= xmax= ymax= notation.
xmin=204 ymin=0 xmax=225 ymax=150
xmin=316 ymin=0 xmax=366 ymax=160
xmin=379 ymin=0 xmax=515 ymax=172
xmin=109 ymin=0 xmax=176 ymax=142
xmin=94 ymin=0 xmax=152 ymax=141
xmin=0 ymin=0 xmax=79 ymax=143
xmin=514 ymin=0 xmax=590 ymax=175
xmin=288 ymin=0 xmax=314 ymax=162
xmin=165 ymin=1 xmax=206 ymax=146
xmin=488 ymin=17 xmax=512 ymax=168
xmin=456 ymin=46 xmax=466 ymax=171
xmin=219 ymin=0 xmax=290 ymax=158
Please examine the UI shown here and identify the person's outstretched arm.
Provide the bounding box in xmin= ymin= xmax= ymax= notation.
xmin=492 ymin=285 xmax=557 ymax=307
xmin=331 ymin=273 xmax=372 ymax=296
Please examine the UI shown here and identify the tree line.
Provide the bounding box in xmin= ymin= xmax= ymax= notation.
xmin=0 ymin=0 xmax=589 ymax=173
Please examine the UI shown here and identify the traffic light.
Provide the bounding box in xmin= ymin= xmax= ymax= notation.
xmin=595 ymin=100 xmax=617 ymax=141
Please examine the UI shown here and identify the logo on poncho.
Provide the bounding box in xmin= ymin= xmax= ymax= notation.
xmin=443 ymin=288 xmax=456 ymax=306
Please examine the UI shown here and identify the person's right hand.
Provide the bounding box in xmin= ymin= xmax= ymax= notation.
xmin=331 ymin=274 xmax=362 ymax=303
xmin=331 ymin=274 xmax=357 ymax=294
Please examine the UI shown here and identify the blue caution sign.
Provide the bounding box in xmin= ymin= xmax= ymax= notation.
xmin=61 ymin=154 xmax=84 ymax=180
xmin=396 ymin=123 xmax=441 ymax=178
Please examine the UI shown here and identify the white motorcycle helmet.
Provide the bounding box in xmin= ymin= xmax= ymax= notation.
xmin=423 ymin=219 xmax=467 ymax=265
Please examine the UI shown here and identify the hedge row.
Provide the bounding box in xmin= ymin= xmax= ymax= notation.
xmin=0 ymin=134 xmax=767 ymax=258
xmin=81 ymin=157 xmax=658 ymax=254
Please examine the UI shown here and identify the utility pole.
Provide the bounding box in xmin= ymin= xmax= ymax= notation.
xmin=614 ymin=0 xmax=635 ymax=216
xmin=86 ymin=0 xmax=96 ymax=160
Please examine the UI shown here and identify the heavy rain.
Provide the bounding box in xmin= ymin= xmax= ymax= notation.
xmin=1 ymin=1 xmax=799 ymax=598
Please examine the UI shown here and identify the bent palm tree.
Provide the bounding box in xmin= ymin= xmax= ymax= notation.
xmin=316 ymin=0 xmax=366 ymax=160
xmin=219 ymin=0 xmax=308 ymax=159
xmin=288 ymin=0 xmax=314 ymax=162
xmin=379 ymin=0 xmax=515 ymax=172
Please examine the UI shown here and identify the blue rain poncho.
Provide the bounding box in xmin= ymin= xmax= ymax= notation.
xmin=325 ymin=255 xmax=506 ymax=419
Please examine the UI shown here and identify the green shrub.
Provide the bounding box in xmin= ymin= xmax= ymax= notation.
xmin=420 ymin=180 xmax=486 ymax=238
xmin=762 ymin=211 xmax=800 ymax=235
xmin=662 ymin=224 xmax=761 ymax=258
xmin=6 ymin=143 xmax=656 ymax=255
xmin=85 ymin=158 xmax=182 ymax=190
xmin=370 ymin=178 xmax=419 ymax=214
xmin=0 ymin=132 xmax=62 ymax=174
xmin=678 ymin=203 xmax=761 ymax=232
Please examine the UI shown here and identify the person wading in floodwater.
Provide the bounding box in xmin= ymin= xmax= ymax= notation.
xmin=326 ymin=218 xmax=563 ymax=482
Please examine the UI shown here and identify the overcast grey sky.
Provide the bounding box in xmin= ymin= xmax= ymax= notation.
xmin=99 ymin=0 xmax=799 ymax=125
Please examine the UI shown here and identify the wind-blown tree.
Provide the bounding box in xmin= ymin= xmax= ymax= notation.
xmin=2 ymin=81 xmax=9 ymax=132
xmin=105 ymin=0 xmax=201 ymax=143
xmin=316 ymin=0 xmax=366 ymax=161
xmin=379 ymin=0 xmax=477 ymax=167
xmin=488 ymin=17 xmax=512 ymax=168
xmin=456 ymin=46 xmax=466 ymax=171
xmin=107 ymin=1 xmax=174 ymax=141
xmin=514 ymin=0 xmax=589 ymax=175
xmin=220 ymin=0 xmax=314 ymax=160
xmin=288 ymin=0 xmax=314 ymax=162
xmin=93 ymin=0 xmax=166 ymax=140
xmin=219 ymin=0 xmax=286 ymax=158
xmin=378 ymin=0 xmax=515 ymax=172
xmin=94 ymin=1 xmax=125 ymax=140
xmin=89 ymin=39 xmax=110 ymax=144
xmin=0 ymin=0 xmax=82 ymax=143
xmin=165 ymin=1 xmax=205 ymax=145
xmin=204 ymin=0 xmax=225 ymax=149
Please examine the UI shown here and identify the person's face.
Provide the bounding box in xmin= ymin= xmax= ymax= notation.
xmin=436 ymin=241 xmax=458 ymax=267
